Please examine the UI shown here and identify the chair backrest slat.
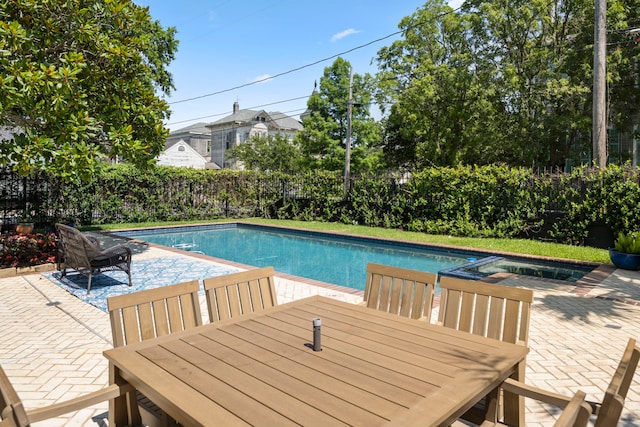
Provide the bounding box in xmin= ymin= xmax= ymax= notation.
xmin=107 ymin=280 xmax=203 ymax=347
xmin=138 ymin=303 xmax=158 ymax=340
xmin=203 ymin=267 xmax=278 ymax=323
xmin=438 ymin=276 xmax=534 ymax=345
xmin=363 ymin=263 xmax=437 ymax=320
xmin=594 ymin=338 xmax=640 ymax=427
xmin=408 ymin=277 xmax=426 ymax=318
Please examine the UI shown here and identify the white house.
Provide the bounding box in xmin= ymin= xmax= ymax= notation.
xmin=164 ymin=122 xmax=211 ymax=159
xmin=164 ymin=102 xmax=303 ymax=169
xmin=156 ymin=139 xmax=216 ymax=169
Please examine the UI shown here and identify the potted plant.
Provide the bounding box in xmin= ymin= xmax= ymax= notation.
xmin=16 ymin=210 xmax=35 ymax=235
xmin=609 ymin=231 xmax=640 ymax=270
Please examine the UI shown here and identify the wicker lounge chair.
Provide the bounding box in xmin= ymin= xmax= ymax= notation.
xmin=55 ymin=223 xmax=132 ymax=294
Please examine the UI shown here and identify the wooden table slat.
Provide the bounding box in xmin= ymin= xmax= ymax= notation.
xmin=144 ymin=341 xmax=345 ymax=426
xmin=231 ymin=318 xmax=435 ymax=402
xmin=256 ymin=309 xmax=502 ymax=374
xmin=190 ymin=327 xmax=416 ymax=417
xmin=291 ymin=300 xmax=506 ymax=352
xmin=109 ymin=351 xmax=250 ymax=426
xmin=138 ymin=344 xmax=303 ymax=426
xmin=163 ymin=333 xmax=388 ymax=426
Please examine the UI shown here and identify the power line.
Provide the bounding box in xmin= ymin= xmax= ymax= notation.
xmin=167 ymin=96 xmax=310 ymax=126
xmin=169 ymin=4 xmax=464 ymax=106
xmin=168 ymin=33 xmax=401 ymax=105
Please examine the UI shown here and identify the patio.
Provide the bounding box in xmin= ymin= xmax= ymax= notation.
xmin=0 ymin=242 xmax=639 ymax=426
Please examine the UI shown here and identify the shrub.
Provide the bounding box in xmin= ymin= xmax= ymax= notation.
xmin=0 ymin=232 xmax=58 ymax=268
xmin=5 ymin=163 xmax=640 ymax=247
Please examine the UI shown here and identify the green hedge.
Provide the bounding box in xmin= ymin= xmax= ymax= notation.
xmin=7 ymin=163 xmax=640 ymax=246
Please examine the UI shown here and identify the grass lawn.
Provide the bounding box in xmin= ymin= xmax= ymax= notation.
xmin=88 ymin=218 xmax=611 ymax=264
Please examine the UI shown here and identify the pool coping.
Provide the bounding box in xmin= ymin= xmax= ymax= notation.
xmin=105 ymin=221 xmax=618 ymax=302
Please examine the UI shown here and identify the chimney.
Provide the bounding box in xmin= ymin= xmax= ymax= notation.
xmin=233 ymin=101 xmax=239 ymax=113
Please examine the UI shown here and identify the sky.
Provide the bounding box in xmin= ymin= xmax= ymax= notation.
xmin=134 ymin=1 xmax=464 ymax=131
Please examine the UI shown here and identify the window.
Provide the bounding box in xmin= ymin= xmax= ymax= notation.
xmin=178 ymin=146 xmax=186 ymax=152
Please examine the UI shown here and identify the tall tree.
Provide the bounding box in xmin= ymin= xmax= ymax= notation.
xmin=0 ymin=0 xmax=178 ymax=180
xmin=464 ymin=0 xmax=594 ymax=167
xmin=226 ymin=134 xmax=303 ymax=172
xmin=375 ymin=0 xmax=506 ymax=169
xmin=376 ymin=0 xmax=640 ymax=169
xmin=295 ymin=57 xmax=383 ymax=174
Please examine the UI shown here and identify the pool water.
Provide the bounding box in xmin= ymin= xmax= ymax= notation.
xmin=117 ymin=224 xmax=594 ymax=291
xmin=443 ymin=256 xmax=592 ymax=282
xmin=119 ymin=225 xmax=472 ymax=290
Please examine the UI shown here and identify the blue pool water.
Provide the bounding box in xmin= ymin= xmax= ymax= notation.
xmin=116 ymin=224 xmax=594 ymax=290
xmin=118 ymin=224 xmax=473 ymax=290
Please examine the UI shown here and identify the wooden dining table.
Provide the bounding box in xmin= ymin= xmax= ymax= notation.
xmin=104 ymin=295 xmax=528 ymax=427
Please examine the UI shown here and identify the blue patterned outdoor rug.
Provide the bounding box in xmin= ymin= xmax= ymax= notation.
xmin=41 ymin=257 xmax=239 ymax=312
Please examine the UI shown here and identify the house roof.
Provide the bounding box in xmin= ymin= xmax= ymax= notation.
xmin=268 ymin=111 xmax=303 ymax=131
xmin=208 ymin=109 xmax=302 ymax=131
xmin=209 ymin=109 xmax=265 ymax=126
xmin=169 ymin=122 xmax=211 ymax=136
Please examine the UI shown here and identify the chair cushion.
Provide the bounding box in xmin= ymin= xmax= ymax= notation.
xmin=90 ymin=252 xmax=128 ymax=268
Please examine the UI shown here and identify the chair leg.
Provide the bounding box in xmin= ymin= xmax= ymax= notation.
xmin=87 ymin=274 xmax=93 ymax=294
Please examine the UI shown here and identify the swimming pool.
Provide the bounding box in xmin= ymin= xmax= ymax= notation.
xmin=116 ymin=224 xmax=595 ymax=290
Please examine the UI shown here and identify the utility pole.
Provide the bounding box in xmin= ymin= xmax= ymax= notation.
xmin=592 ymin=0 xmax=607 ymax=168
xmin=344 ymin=67 xmax=353 ymax=195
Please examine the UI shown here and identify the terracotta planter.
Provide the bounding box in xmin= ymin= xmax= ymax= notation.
xmin=609 ymin=249 xmax=640 ymax=270
xmin=15 ymin=222 xmax=34 ymax=234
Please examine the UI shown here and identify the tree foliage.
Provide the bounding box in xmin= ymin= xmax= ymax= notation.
xmin=295 ymin=57 xmax=384 ymax=174
xmin=0 ymin=0 xmax=178 ymax=180
xmin=226 ymin=134 xmax=303 ymax=172
xmin=375 ymin=0 xmax=640 ymax=169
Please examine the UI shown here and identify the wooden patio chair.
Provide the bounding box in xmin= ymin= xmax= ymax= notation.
xmin=478 ymin=382 xmax=592 ymax=427
xmin=363 ymin=263 xmax=437 ymax=320
xmin=0 ymin=364 xmax=135 ymax=427
xmin=437 ymin=276 xmax=534 ymax=345
xmin=437 ymin=276 xmax=534 ymax=424
xmin=203 ymin=266 xmax=277 ymax=323
xmin=553 ymin=391 xmax=592 ymax=427
xmin=590 ymin=337 xmax=640 ymax=426
xmin=55 ymin=223 xmax=132 ymax=294
xmin=107 ymin=280 xmax=204 ymax=427
xmin=482 ymin=337 xmax=639 ymax=427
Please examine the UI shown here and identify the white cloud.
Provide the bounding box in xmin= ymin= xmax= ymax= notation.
xmin=331 ymin=28 xmax=360 ymax=42
xmin=251 ymin=74 xmax=273 ymax=84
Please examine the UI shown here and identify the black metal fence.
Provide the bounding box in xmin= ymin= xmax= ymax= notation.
xmin=0 ymin=168 xmax=346 ymax=229
xmin=1 ymin=164 xmax=638 ymax=248
xmin=0 ymin=168 xmax=53 ymax=228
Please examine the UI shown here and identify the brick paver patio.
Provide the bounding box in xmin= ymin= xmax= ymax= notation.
xmin=1 ymin=244 xmax=639 ymax=426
